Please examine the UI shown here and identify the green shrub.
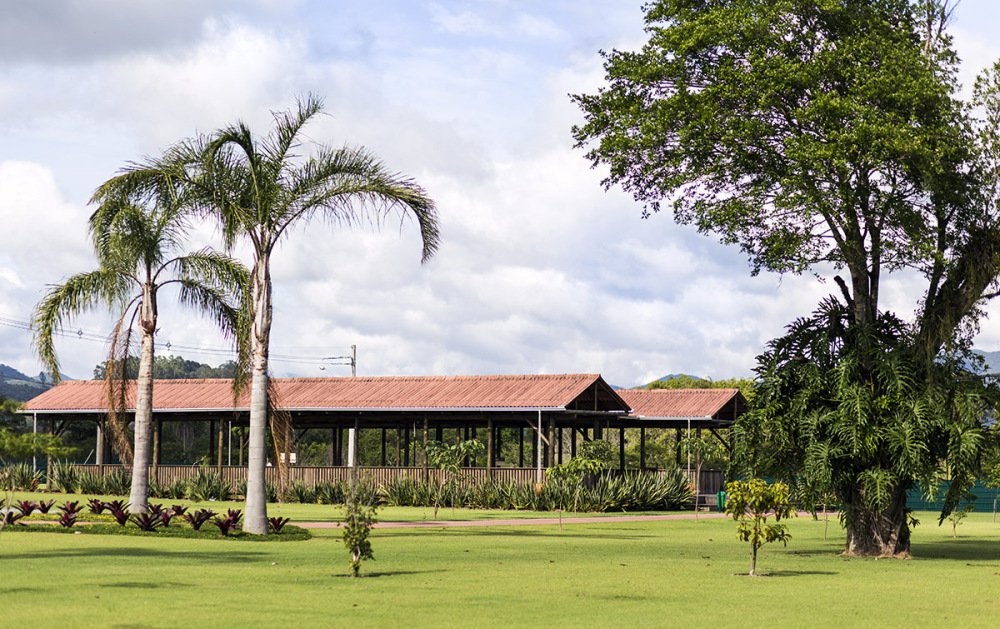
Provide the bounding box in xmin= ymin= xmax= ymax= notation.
xmin=188 ymin=469 xmax=232 ymax=501
xmin=315 ymin=481 xmax=346 ymax=504
xmin=50 ymin=461 xmax=79 ymax=494
xmin=102 ymin=469 xmax=131 ymax=496
xmin=77 ymin=472 xmax=104 ymax=495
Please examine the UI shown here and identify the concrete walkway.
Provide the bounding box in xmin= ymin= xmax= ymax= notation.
xmin=300 ymin=512 xmax=732 ymax=529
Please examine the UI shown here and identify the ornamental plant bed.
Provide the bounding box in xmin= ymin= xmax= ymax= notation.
xmin=2 ymin=522 xmax=310 ymax=541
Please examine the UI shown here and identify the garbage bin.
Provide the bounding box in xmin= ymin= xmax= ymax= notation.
xmin=716 ymin=490 xmax=726 ymax=512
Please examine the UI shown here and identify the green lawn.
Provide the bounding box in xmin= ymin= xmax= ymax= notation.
xmin=2 ymin=505 xmax=999 ymax=627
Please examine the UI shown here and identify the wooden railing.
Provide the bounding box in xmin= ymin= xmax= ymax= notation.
xmin=71 ymin=464 xmax=724 ymax=493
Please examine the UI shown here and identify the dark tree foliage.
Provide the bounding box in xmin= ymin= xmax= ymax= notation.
xmin=735 ymin=298 xmax=995 ymax=556
xmin=573 ymin=0 xmax=1000 ymax=556
xmin=93 ymin=355 xmax=238 ymax=380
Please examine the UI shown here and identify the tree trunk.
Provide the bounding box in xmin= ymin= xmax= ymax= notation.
xmin=128 ymin=289 xmax=156 ymax=514
xmin=244 ymin=255 xmax=273 ymax=535
xmin=749 ymin=541 xmax=758 ymax=577
xmin=843 ymin=487 xmax=911 ymax=557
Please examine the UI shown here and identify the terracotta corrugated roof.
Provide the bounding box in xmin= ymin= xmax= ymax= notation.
xmin=618 ymin=388 xmax=741 ymax=419
xmin=22 ymin=374 xmax=617 ymax=413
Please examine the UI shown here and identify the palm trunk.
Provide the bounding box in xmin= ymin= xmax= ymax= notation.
xmin=244 ymin=255 xmax=272 ymax=535
xmin=128 ymin=292 xmax=156 ymax=514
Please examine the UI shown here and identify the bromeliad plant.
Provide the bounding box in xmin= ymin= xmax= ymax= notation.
xmin=212 ymin=509 xmax=243 ymax=536
xmin=37 ymin=499 xmax=55 ymax=514
xmin=183 ymin=508 xmax=215 ymax=531
xmin=130 ymin=512 xmax=165 ymax=532
xmin=15 ymin=500 xmax=39 ymax=518
xmin=724 ymin=479 xmax=795 ymax=577
xmin=268 ymin=516 xmax=291 ymax=533
xmin=58 ymin=501 xmax=83 ymax=528
xmin=88 ymin=499 xmax=106 ymax=515
xmin=105 ymin=499 xmax=131 ymax=526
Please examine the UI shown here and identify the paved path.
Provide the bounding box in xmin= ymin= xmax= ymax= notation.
xmin=300 ymin=512 xmax=732 ymax=529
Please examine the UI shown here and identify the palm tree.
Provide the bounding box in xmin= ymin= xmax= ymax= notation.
xmin=106 ymin=95 xmax=439 ymax=533
xmin=32 ymin=189 xmax=248 ymax=513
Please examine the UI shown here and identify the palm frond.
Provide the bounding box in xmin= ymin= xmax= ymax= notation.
xmin=31 ymin=270 xmax=135 ymax=381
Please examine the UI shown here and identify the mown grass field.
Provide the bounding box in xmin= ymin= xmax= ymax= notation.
xmin=2 ymin=501 xmax=999 ymax=627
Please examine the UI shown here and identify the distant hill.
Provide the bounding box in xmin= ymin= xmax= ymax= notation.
xmin=0 ymin=363 xmax=53 ymax=402
xmin=975 ymin=350 xmax=1000 ymax=373
xmin=642 ymin=374 xmax=706 ymax=389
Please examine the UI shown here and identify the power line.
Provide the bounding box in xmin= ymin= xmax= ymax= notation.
xmin=0 ymin=313 xmax=356 ymax=369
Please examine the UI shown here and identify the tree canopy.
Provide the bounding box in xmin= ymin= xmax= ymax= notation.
xmin=573 ymin=0 xmax=1000 ymax=556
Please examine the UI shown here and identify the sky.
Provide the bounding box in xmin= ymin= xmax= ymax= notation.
xmin=1 ymin=0 xmax=1000 ymax=386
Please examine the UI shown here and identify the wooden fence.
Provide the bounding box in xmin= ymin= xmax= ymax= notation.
xmin=71 ymin=464 xmax=725 ymax=493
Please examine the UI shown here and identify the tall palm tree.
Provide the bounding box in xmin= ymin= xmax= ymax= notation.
xmin=106 ymin=95 xmax=439 ymax=533
xmin=33 ymin=189 xmax=248 ymax=513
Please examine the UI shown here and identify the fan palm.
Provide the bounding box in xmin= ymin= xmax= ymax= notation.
xmin=100 ymin=95 xmax=438 ymax=533
xmin=32 ymin=189 xmax=248 ymax=513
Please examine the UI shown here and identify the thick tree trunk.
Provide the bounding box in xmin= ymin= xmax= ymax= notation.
xmin=244 ymin=255 xmax=272 ymax=535
xmin=128 ymin=290 xmax=156 ymax=515
xmin=843 ymin=487 xmax=911 ymax=557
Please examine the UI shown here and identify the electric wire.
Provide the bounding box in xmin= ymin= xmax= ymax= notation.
xmin=0 ymin=313 xmax=354 ymax=368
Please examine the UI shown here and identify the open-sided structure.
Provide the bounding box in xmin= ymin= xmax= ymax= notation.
xmin=21 ymin=374 xmax=747 ymax=486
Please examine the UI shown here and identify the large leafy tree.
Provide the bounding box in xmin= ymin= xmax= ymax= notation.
xmin=103 ymin=95 xmax=439 ymax=534
xmin=573 ymin=0 xmax=1000 ymax=555
xmin=32 ymin=190 xmax=248 ymax=513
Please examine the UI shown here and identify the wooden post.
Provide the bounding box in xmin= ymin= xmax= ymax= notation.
xmin=639 ymin=426 xmax=646 ymax=470
xmin=381 ymin=428 xmax=387 ymax=466
xmin=675 ymin=427 xmax=682 ymax=466
xmin=571 ymin=425 xmax=577 ymax=457
xmin=396 ymin=427 xmax=402 ymax=467
xmin=558 ymin=427 xmax=563 ymax=464
xmin=518 ymin=427 xmax=524 ymax=467
xmin=218 ymin=419 xmax=225 ymax=472
xmin=208 ymin=420 xmax=216 ymax=467
xmin=619 ymin=427 xmax=626 ymax=471
xmin=422 ymin=416 xmax=429 ymax=481
xmin=151 ymin=418 xmax=160 ymax=482
xmin=546 ymin=417 xmax=555 ymax=468
xmin=486 ymin=418 xmax=495 ymax=477
xmin=95 ymin=420 xmax=104 ymax=468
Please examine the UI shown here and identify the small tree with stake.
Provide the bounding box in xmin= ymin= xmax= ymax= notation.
xmin=724 ymin=479 xmax=795 ymax=577
xmin=341 ymin=482 xmax=377 ymax=578
xmin=425 ymin=439 xmax=485 ymax=519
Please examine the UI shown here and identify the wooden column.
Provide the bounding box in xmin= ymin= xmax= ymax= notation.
xmin=152 ymin=418 xmax=161 ymax=482
xmin=486 ymin=418 xmax=495 ymax=476
xmin=619 ymin=427 xmax=626 ymax=471
xmin=546 ymin=417 xmax=555 ymax=468
xmin=381 ymin=428 xmax=387 ymax=466
xmin=518 ymin=427 xmax=524 ymax=467
xmin=395 ymin=427 xmax=402 ymax=467
xmin=208 ymin=420 xmax=216 ymax=466
xmin=675 ymin=428 xmax=682 ymax=465
xmin=422 ymin=416 xmax=429 ymax=480
xmin=217 ymin=419 xmax=225 ymax=472
xmin=639 ymin=427 xmax=646 ymax=470
xmin=571 ymin=426 xmax=577 ymax=457
xmin=558 ymin=427 xmax=564 ymax=464
xmin=95 ymin=420 xmax=105 ymax=468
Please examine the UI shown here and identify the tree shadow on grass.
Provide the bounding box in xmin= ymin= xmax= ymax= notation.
xmin=912 ymin=540 xmax=1000 ymax=562
xmin=0 ymin=547 xmax=266 ymax=562
xmin=328 ymin=569 xmax=448 ymax=579
xmin=758 ymin=570 xmax=839 ymax=577
xmin=380 ymin=529 xmax=650 ymax=541
xmin=101 ymin=581 xmax=193 ymax=589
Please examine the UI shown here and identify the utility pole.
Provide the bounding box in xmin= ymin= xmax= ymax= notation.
xmin=325 ymin=345 xmax=358 ymax=466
